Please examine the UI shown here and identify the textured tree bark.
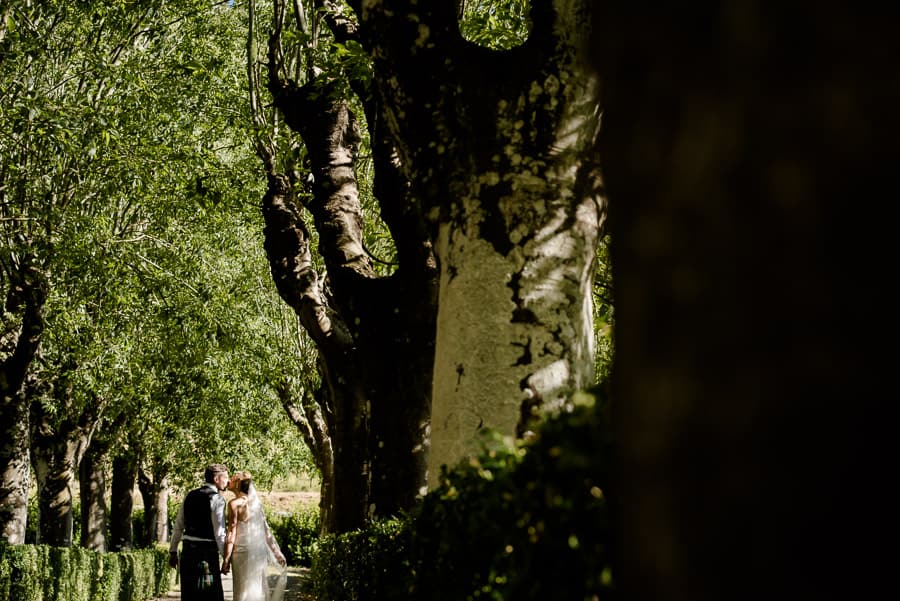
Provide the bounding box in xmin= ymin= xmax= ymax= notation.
xmin=153 ymin=488 xmax=168 ymax=544
xmin=351 ymin=0 xmax=604 ymax=482
xmin=109 ymin=450 xmax=137 ymax=551
xmin=265 ymin=66 xmax=438 ymax=525
xmin=258 ymin=0 xmax=439 ymax=530
xmin=261 ymin=172 xmax=370 ymax=533
xmin=0 ymin=398 xmax=30 ymax=544
xmin=78 ymin=445 xmax=109 ymax=551
xmin=0 ymin=260 xmax=45 ymax=544
xmin=30 ymin=397 xmax=95 ymax=548
xmin=590 ymin=4 xmax=893 ymax=600
xmin=32 ymin=452 xmax=74 ymax=547
xmin=280 ymin=380 xmax=335 ymax=533
xmin=138 ymin=466 xmax=169 ymax=544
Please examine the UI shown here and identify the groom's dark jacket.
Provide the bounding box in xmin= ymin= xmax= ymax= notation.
xmin=183 ymin=486 xmax=218 ymax=540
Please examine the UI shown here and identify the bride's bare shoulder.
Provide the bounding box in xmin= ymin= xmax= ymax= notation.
xmin=228 ymin=496 xmax=248 ymax=512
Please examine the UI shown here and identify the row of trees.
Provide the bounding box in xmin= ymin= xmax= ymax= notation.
xmin=1 ymin=1 xmax=310 ymax=550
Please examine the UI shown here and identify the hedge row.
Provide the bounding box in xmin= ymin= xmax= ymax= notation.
xmin=0 ymin=542 xmax=172 ymax=601
xmin=310 ymin=387 xmax=614 ymax=600
xmin=268 ymin=504 xmax=320 ymax=567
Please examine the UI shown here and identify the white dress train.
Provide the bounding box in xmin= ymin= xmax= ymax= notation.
xmin=231 ymin=486 xmax=287 ymax=601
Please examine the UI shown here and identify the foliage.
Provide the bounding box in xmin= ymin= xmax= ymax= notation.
xmin=310 ymin=386 xmax=614 ymax=600
xmin=0 ymin=540 xmax=171 ymax=601
xmin=309 ymin=517 xmax=410 ymax=601
xmin=459 ymin=0 xmax=531 ymax=50
xmin=1 ymin=0 xmax=314 ymax=508
xmin=267 ymin=504 xmax=320 ymax=567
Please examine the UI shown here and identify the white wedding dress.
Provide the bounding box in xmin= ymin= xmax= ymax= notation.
xmin=231 ymin=485 xmax=287 ymax=601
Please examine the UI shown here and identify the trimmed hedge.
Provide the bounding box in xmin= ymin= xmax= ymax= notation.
xmin=268 ymin=504 xmax=320 ymax=567
xmin=310 ymin=386 xmax=615 ymax=600
xmin=0 ymin=541 xmax=173 ymax=601
xmin=310 ymin=518 xmax=410 ymax=601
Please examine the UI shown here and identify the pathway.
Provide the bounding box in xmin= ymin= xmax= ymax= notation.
xmin=151 ymin=567 xmax=314 ymax=601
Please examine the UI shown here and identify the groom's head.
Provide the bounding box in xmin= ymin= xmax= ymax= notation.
xmin=204 ymin=463 xmax=229 ymax=491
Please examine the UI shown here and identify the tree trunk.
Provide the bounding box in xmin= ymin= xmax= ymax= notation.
xmin=0 ymin=397 xmax=30 ymax=545
xmin=262 ymin=71 xmax=439 ymax=526
xmin=259 ymin=2 xmax=438 ymax=530
xmin=30 ymin=399 xmax=95 ymax=547
xmin=32 ymin=448 xmax=75 ymax=547
xmin=429 ymin=187 xmax=600 ymax=477
xmin=0 ymin=259 xmax=46 ymax=544
xmin=109 ymin=450 xmax=137 ymax=551
xmin=280 ymin=379 xmax=336 ymax=533
xmin=590 ymin=4 xmax=894 ymax=600
xmin=138 ymin=464 xmax=169 ymax=544
xmin=78 ymin=444 xmax=109 ymax=551
xmin=260 ymin=171 xmax=371 ymax=533
xmin=352 ymin=0 xmax=603 ymax=481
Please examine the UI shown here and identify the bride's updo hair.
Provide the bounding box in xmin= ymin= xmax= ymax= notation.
xmin=233 ymin=470 xmax=253 ymax=494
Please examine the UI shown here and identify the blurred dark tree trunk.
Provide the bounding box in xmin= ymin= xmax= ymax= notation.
xmin=590 ymin=4 xmax=893 ymax=600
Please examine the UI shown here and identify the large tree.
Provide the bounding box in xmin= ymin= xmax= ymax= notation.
xmin=253 ymin=0 xmax=603 ymax=531
xmin=247 ymin=0 xmax=439 ymax=533
xmin=355 ymin=0 xmax=602 ymax=479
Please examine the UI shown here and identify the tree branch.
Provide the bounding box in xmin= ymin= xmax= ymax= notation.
xmin=315 ymin=0 xmax=359 ymax=45
xmin=268 ymin=79 xmax=374 ymax=284
xmin=260 ymin=172 xmax=353 ymax=354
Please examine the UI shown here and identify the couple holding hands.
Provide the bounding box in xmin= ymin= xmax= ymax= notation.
xmin=169 ymin=464 xmax=288 ymax=601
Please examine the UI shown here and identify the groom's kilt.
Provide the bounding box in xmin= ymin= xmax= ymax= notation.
xmin=179 ymin=539 xmax=224 ymax=601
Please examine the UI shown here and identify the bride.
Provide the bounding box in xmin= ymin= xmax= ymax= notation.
xmin=220 ymin=471 xmax=288 ymax=601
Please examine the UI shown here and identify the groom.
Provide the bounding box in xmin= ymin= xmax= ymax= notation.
xmin=169 ymin=463 xmax=229 ymax=601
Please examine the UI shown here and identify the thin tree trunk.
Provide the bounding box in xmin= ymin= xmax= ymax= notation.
xmin=109 ymin=450 xmax=137 ymax=551
xmin=280 ymin=380 xmax=335 ymax=533
xmin=153 ymin=487 xmax=168 ymax=543
xmin=78 ymin=445 xmax=109 ymax=551
xmin=138 ymin=465 xmax=169 ymax=544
